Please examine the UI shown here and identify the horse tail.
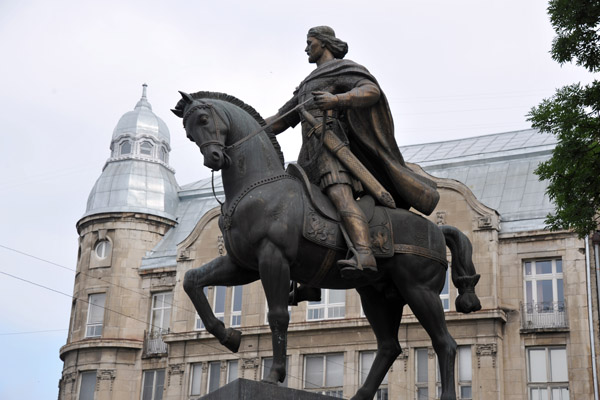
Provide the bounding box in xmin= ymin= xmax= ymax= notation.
xmin=440 ymin=225 xmax=482 ymax=314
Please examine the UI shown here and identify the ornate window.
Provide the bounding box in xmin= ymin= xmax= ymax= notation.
xmin=523 ymin=259 xmax=566 ymax=329
xmin=141 ymin=369 xmax=165 ymax=400
xmin=140 ymin=141 xmax=154 ymax=156
xmin=120 ymin=140 xmax=131 ymax=155
xmin=527 ymin=347 xmax=569 ymax=399
xmin=304 ymin=353 xmax=344 ymax=397
xmin=85 ymin=293 xmax=106 ymax=338
xmin=150 ymin=292 xmax=172 ymax=334
xmin=360 ymin=351 xmax=388 ymax=400
xmin=160 ymin=146 xmax=168 ymax=162
xmin=78 ymin=371 xmax=97 ymax=400
xmin=307 ymin=289 xmax=345 ymax=320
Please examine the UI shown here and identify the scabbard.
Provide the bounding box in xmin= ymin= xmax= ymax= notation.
xmin=321 ymin=129 xmax=396 ymax=209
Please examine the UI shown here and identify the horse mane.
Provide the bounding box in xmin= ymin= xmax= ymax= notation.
xmin=175 ymin=91 xmax=285 ymax=167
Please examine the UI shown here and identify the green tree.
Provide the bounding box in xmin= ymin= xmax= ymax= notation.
xmin=528 ymin=0 xmax=600 ymax=238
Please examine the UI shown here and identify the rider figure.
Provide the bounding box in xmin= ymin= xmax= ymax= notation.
xmin=266 ymin=26 xmax=408 ymax=278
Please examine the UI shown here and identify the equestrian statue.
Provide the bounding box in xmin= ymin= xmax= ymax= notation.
xmin=172 ymin=26 xmax=481 ymax=400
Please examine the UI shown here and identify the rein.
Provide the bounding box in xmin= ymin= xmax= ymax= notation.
xmin=223 ymin=97 xmax=313 ymax=151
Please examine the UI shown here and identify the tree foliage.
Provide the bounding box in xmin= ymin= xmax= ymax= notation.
xmin=528 ymin=0 xmax=600 ymax=238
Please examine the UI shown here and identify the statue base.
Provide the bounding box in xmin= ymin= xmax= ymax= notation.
xmin=199 ymin=378 xmax=343 ymax=399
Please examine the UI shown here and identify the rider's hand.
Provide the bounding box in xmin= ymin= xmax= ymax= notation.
xmin=312 ymin=91 xmax=338 ymax=110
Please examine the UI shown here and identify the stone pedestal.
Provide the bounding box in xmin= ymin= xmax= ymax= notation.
xmin=199 ymin=378 xmax=343 ymax=399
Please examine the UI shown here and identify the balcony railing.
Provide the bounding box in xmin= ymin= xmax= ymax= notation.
xmin=143 ymin=329 xmax=168 ymax=357
xmin=520 ymin=301 xmax=568 ymax=331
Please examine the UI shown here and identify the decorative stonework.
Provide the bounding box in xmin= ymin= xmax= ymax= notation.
xmin=177 ymin=249 xmax=191 ymax=261
xmin=63 ymin=372 xmax=77 ymax=393
xmin=242 ymin=357 xmax=259 ymax=380
xmin=478 ymin=215 xmax=494 ymax=229
xmin=98 ymin=369 xmax=116 ymax=391
xmin=428 ymin=347 xmax=436 ymax=359
xmin=436 ymin=211 xmax=447 ymax=225
xmin=475 ymin=343 xmax=498 ymax=368
xmin=218 ymin=235 xmax=226 ymax=256
xmin=397 ymin=350 xmax=409 ymax=372
xmin=168 ymin=363 xmax=185 ymax=386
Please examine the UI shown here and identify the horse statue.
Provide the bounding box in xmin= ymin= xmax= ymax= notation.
xmin=172 ymin=91 xmax=481 ymax=400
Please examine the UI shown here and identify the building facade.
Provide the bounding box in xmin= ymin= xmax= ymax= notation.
xmin=59 ymin=87 xmax=599 ymax=400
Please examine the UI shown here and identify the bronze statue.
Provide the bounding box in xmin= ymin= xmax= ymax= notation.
xmin=172 ymin=86 xmax=481 ymax=399
xmin=266 ymin=26 xmax=439 ymax=278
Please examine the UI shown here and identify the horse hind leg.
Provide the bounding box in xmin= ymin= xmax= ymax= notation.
xmin=394 ymin=259 xmax=458 ymax=400
xmin=352 ymin=285 xmax=403 ymax=400
xmin=183 ymin=255 xmax=258 ymax=352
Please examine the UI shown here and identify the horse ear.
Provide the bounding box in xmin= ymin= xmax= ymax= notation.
xmin=179 ymin=91 xmax=194 ymax=103
xmin=171 ymin=108 xmax=184 ymax=118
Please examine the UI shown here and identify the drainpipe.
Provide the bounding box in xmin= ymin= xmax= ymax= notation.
xmin=592 ymin=232 xmax=600 ymax=330
xmin=585 ymin=234 xmax=599 ymax=400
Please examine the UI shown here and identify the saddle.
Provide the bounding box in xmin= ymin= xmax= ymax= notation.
xmin=287 ymin=164 xmax=395 ymax=258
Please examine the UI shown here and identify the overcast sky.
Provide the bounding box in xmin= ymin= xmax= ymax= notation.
xmin=0 ymin=0 xmax=594 ymax=398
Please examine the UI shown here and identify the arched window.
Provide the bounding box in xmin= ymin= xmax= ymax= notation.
xmin=120 ymin=141 xmax=131 ymax=155
xmin=140 ymin=142 xmax=153 ymax=156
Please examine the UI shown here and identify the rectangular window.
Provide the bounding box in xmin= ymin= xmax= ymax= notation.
xmin=415 ymin=348 xmax=429 ymax=400
xmin=457 ymin=346 xmax=472 ymax=399
xmin=150 ymin=292 xmax=172 ymax=334
xmin=213 ymin=287 xmax=226 ymax=323
xmin=78 ymin=371 xmax=97 ymax=400
xmin=435 ymin=346 xmax=472 ymax=399
xmin=195 ymin=287 xmax=209 ymax=330
xmin=141 ymin=369 xmax=165 ymax=400
xmin=307 ymin=289 xmax=345 ymax=321
xmin=360 ymin=351 xmax=388 ymax=400
xmin=231 ymin=286 xmax=243 ymax=327
xmin=207 ymin=361 xmax=221 ymax=393
xmin=262 ymin=357 xmax=289 ymax=387
xmin=86 ymin=293 xmax=106 ymax=338
xmin=440 ymin=267 xmax=450 ymax=311
xmin=523 ymin=259 xmax=567 ymax=329
xmin=527 ymin=347 xmax=569 ymax=399
xmin=304 ymin=353 xmax=344 ymax=398
xmin=190 ymin=363 xmax=202 ymax=396
xmin=227 ymin=360 xmax=238 ymax=383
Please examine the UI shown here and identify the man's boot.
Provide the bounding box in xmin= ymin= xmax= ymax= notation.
xmin=337 ymin=211 xmax=377 ymax=279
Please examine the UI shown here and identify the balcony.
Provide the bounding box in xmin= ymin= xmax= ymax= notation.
xmin=143 ymin=329 xmax=168 ymax=357
xmin=520 ymin=301 xmax=569 ymax=331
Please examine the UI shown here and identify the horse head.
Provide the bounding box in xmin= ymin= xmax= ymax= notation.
xmin=172 ymin=91 xmax=232 ymax=171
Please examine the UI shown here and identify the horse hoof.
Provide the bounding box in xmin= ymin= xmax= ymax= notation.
xmin=221 ymin=328 xmax=242 ymax=353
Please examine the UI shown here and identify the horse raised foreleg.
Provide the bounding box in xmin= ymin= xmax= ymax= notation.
xmin=352 ymin=285 xmax=403 ymax=400
xmin=257 ymin=240 xmax=290 ymax=384
xmin=183 ymin=255 xmax=258 ymax=352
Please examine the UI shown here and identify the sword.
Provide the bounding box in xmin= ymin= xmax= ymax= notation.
xmin=300 ymin=107 xmax=396 ymax=209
